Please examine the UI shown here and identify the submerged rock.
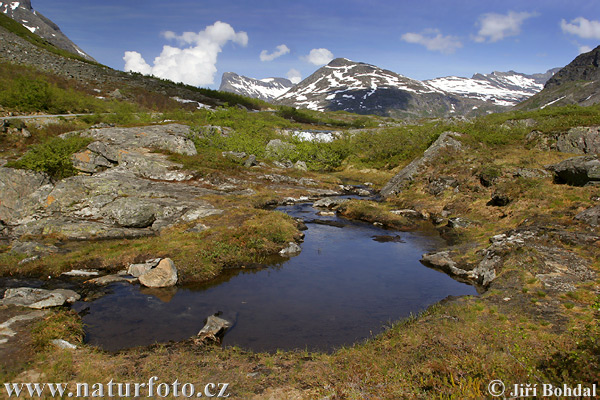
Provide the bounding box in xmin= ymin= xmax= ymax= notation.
xmin=138 ymin=258 xmax=178 ymax=288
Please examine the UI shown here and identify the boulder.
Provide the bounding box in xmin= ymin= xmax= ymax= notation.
xmin=556 ymin=126 xmax=600 ymax=155
xmin=547 ymin=156 xmax=600 ymax=186
xmin=575 ymin=206 xmax=600 ymax=226
xmin=266 ymin=139 xmax=296 ymax=159
xmin=128 ymin=258 xmax=161 ymax=277
xmin=102 ymin=197 xmax=157 ymax=228
xmin=244 ymin=154 xmax=258 ymax=168
xmin=294 ymin=161 xmax=308 ymax=171
xmin=0 ymin=288 xmax=80 ymax=309
xmin=489 ymin=191 xmax=511 ymax=207
xmin=279 ymin=242 xmax=302 ymax=256
xmin=0 ymin=167 xmax=50 ymax=223
xmin=138 ymin=258 xmax=178 ymax=288
xmin=380 ymin=132 xmax=463 ymax=197
xmin=426 ymin=176 xmax=459 ymax=196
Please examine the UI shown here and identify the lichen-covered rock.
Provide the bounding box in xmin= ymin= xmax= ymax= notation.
xmin=556 ymin=126 xmax=600 ymax=155
xmin=575 ymin=206 xmax=600 ymax=226
xmin=0 ymin=168 xmax=50 ymax=223
xmin=139 ymin=258 xmax=178 ymax=288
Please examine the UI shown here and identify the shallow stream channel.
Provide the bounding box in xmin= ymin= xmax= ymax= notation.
xmin=69 ymin=199 xmax=477 ymax=353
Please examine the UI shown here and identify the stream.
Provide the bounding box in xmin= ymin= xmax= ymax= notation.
xmin=70 ymin=200 xmax=477 ymax=353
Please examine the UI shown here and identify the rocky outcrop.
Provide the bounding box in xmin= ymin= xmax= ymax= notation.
xmin=575 ymin=206 xmax=600 ymax=226
xmin=547 ymin=156 xmax=600 ymax=186
xmin=138 ymin=258 xmax=178 ymax=288
xmin=527 ymin=126 xmax=600 ymax=155
xmin=2 ymin=125 xmax=224 ymax=243
xmin=380 ymin=132 xmax=463 ymax=197
xmin=0 ymin=287 xmax=80 ymax=309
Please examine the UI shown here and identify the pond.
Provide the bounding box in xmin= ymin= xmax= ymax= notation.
xmin=72 ymin=201 xmax=477 ymax=352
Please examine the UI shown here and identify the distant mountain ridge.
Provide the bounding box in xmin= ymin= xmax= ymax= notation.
xmin=220 ymin=59 xmax=559 ymax=117
xmin=219 ymin=72 xmax=293 ymax=102
xmin=0 ymin=0 xmax=95 ymax=61
xmin=426 ymin=69 xmax=560 ymax=106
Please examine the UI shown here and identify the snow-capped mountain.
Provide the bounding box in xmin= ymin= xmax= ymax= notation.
xmin=219 ymin=72 xmax=294 ymax=102
xmin=0 ymin=0 xmax=95 ymax=61
xmin=275 ymin=58 xmax=489 ymax=117
xmin=426 ymin=69 xmax=560 ymax=106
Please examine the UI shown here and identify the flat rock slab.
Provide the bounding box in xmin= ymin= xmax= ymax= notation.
xmin=0 ymin=288 xmax=80 ymax=309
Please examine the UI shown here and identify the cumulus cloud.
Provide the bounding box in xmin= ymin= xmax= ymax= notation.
xmin=474 ymin=11 xmax=536 ymax=43
xmin=401 ymin=29 xmax=462 ymax=54
xmin=561 ymin=17 xmax=600 ymax=40
xmin=287 ymin=68 xmax=302 ymax=84
xmin=260 ymin=44 xmax=290 ymax=62
xmin=579 ymin=45 xmax=593 ymax=54
xmin=304 ymin=48 xmax=334 ymax=66
xmin=123 ymin=21 xmax=248 ymax=86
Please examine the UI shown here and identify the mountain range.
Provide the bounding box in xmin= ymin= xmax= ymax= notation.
xmin=220 ymin=58 xmax=560 ymax=117
xmin=0 ymin=0 xmax=95 ymax=62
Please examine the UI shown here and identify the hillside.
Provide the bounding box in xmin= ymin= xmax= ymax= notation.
xmin=219 ymin=72 xmax=294 ymax=102
xmin=518 ymin=45 xmax=600 ymax=110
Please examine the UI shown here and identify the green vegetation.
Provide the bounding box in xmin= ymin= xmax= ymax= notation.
xmin=6 ymin=135 xmax=91 ymax=180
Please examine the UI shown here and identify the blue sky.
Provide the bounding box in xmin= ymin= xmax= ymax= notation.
xmin=33 ymin=0 xmax=600 ymax=89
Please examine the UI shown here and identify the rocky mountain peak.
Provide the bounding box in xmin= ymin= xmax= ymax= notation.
xmin=545 ymin=45 xmax=600 ymax=89
xmin=219 ymin=72 xmax=294 ymax=102
xmin=0 ymin=0 xmax=95 ymax=61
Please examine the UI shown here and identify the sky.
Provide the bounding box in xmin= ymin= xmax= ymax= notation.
xmin=32 ymin=0 xmax=600 ymax=89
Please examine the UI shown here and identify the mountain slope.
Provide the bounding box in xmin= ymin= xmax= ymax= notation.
xmin=426 ymin=69 xmax=560 ymax=106
xmin=275 ymin=58 xmax=496 ymax=117
xmin=518 ymin=46 xmax=600 ymax=110
xmin=0 ymin=0 xmax=95 ymax=61
xmin=219 ymin=72 xmax=293 ymax=102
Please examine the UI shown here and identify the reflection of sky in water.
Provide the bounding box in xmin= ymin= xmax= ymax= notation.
xmin=74 ymin=203 xmax=477 ymax=352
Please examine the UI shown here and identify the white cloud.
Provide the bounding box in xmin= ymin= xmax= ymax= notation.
xmin=579 ymin=45 xmax=593 ymax=54
xmin=123 ymin=21 xmax=248 ymax=86
xmin=474 ymin=11 xmax=536 ymax=43
xmin=401 ymin=29 xmax=462 ymax=54
xmin=561 ymin=17 xmax=600 ymax=40
xmin=287 ymin=68 xmax=302 ymax=84
xmin=260 ymin=44 xmax=290 ymax=62
xmin=304 ymin=48 xmax=334 ymax=66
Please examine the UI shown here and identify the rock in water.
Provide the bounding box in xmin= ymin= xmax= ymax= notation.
xmin=279 ymin=242 xmax=302 ymax=256
xmin=138 ymin=258 xmax=178 ymax=288
xmin=196 ymin=315 xmax=232 ymax=343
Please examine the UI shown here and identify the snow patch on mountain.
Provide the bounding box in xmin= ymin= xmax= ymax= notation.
xmin=426 ymin=70 xmax=558 ymax=106
xmin=219 ymin=72 xmax=294 ymax=102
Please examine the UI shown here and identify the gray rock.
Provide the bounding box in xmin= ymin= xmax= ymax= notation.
xmin=489 ymin=191 xmax=511 ymax=207
xmin=196 ymin=315 xmax=232 ymax=343
xmin=427 ymin=176 xmax=459 ymax=196
xmin=61 ymin=269 xmax=100 ymax=277
xmin=222 ymin=151 xmax=247 ymax=160
xmin=128 ymin=258 xmax=161 ymax=277
xmin=51 ymin=339 xmax=77 ymax=350
xmin=381 ymin=132 xmax=463 ymax=197
xmin=102 ymin=197 xmax=157 ymax=228
xmin=266 ymin=139 xmax=296 ymax=160
xmin=547 ymin=156 xmax=600 ymax=186
xmin=71 ymin=149 xmax=112 ymax=174
xmin=313 ymin=197 xmax=349 ymax=208
xmin=279 ymin=242 xmax=302 ymax=256
xmin=447 ymin=217 xmax=471 ymax=228
xmin=556 ymin=126 xmax=600 ymax=155
xmin=575 ymin=206 xmax=600 ymax=226
xmin=390 ymin=209 xmax=424 ymax=219
xmin=513 ymin=168 xmax=550 ymax=179
xmin=0 ymin=167 xmax=50 ymax=223
xmin=244 ymin=154 xmax=258 ymax=167
xmin=0 ymin=288 xmax=80 ymax=309
xmin=139 ymin=258 xmax=178 ymax=288
xmin=294 ymin=160 xmax=308 ymax=171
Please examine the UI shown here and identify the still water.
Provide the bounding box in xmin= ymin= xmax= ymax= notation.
xmin=73 ymin=202 xmax=477 ymax=352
